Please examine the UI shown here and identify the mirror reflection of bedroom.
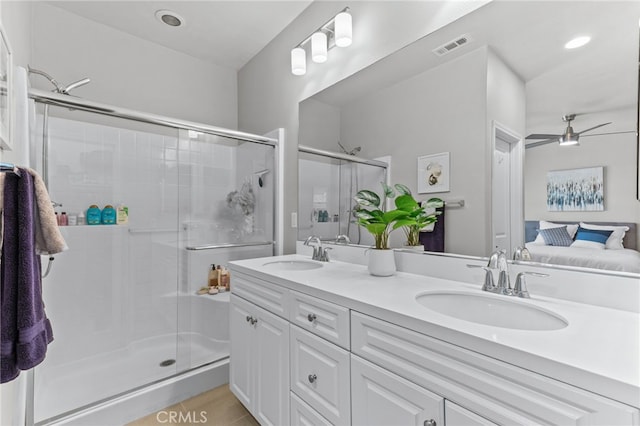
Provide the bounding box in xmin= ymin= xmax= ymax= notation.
xmin=297 ymin=1 xmax=640 ymax=274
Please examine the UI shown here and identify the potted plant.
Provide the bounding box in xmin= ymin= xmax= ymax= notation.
xmin=394 ymin=194 xmax=444 ymax=250
xmin=353 ymin=183 xmax=410 ymax=276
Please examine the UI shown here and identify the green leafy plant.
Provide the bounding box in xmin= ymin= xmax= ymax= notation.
xmin=353 ymin=183 xmax=412 ymax=249
xmin=394 ymin=194 xmax=444 ymax=246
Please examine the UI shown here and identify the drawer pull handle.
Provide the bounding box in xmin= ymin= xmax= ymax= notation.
xmin=308 ymin=374 xmax=317 ymax=384
xmin=307 ymin=313 xmax=317 ymax=322
xmin=250 ymin=318 xmax=258 ymax=325
xmin=246 ymin=316 xmax=252 ymax=323
xmin=424 ymin=420 xmax=436 ymax=426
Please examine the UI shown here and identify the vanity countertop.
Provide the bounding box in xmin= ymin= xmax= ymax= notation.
xmin=229 ymin=254 xmax=639 ymax=408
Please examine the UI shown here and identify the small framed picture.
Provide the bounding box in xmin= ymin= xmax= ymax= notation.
xmin=417 ymin=152 xmax=450 ymax=193
xmin=0 ymin=23 xmax=13 ymax=150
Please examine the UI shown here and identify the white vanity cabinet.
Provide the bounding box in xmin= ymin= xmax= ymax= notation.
xmin=351 ymin=354 xmax=444 ymax=426
xmin=229 ymin=273 xmax=290 ymax=426
xmin=229 ymin=263 xmax=639 ymax=426
xmin=351 ymin=311 xmax=638 ymax=425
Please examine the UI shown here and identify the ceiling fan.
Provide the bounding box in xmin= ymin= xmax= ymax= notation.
xmin=525 ymin=114 xmax=612 ymax=149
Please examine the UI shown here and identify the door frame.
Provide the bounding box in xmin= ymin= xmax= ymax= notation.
xmin=490 ymin=120 xmax=524 ymax=257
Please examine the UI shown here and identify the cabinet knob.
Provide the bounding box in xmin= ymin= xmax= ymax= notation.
xmin=424 ymin=420 xmax=436 ymax=426
xmin=308 ymin=374 xmax=317 ymax=384
xmin=307 ymin=313 xmax=317 ymax=322
xmin=250 ymin=318 xmax=258 ymax=325
xmin=246 ymin=315 xmax=252 ymax=323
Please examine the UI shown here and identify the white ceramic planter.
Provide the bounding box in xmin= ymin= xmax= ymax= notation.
xmin=366 ymin=248 xmax=396 ymax=276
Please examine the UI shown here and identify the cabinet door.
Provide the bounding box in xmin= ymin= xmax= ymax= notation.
xmin=254 ymin=304 xmax=290 ymax=426
xmin=445 ymin=401 xmax=497 ymax=426
xmin=229 ymin=295 xmax=254 ymax=410
xmin=290 ymin=325 xmax=350 ymax=425
xmin=351 ymin=355 xmax=444 ymax=426
xmin=290 ymin=392 xmax=333 ymax=426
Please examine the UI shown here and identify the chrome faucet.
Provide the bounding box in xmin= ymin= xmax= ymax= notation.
xmin=513 ymin=271 xmax=548 ymax=298
xmin=513 ymin=246 xmax=532 ymax=261
xmin=335 ymin=234 xmax=351 ymax=244
xmin=304 ymin=235 xmax=331 ymax=262
xmin=496 ymin=250 xmax=512 ymax=295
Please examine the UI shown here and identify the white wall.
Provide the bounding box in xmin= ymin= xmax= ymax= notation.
xmin=525 ymin=124 xmax=640 ymax=243
xmin=238 ymin=1 xmax=490 ymax=253
xmin=31 ymin=3 xmax=237 ymax=129
xmin=339 ymin=47 xmax=490 ymax=255
xmin=299 ymin=97 xmax=341 ymax=152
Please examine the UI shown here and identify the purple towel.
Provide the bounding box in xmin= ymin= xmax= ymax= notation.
xmin=419 ymin=205 xmax=445 ymax=252
xmin=1 ymin=168 xmax=54 ymax=383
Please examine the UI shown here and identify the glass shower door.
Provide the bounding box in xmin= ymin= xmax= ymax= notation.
xmin=32 ymin=109 xmax=181 ymax=423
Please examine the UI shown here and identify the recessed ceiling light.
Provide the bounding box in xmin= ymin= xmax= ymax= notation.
xmin=155 ymin=10 xmax=184 ymax=27
xmin=564 ymin=36 xmax=591 ymax=49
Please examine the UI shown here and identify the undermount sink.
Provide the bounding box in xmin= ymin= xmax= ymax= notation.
xmin=415 ymin=291 xmax=568 ymax=331
xmin=262 ymin=260 xmax=323 ymax=271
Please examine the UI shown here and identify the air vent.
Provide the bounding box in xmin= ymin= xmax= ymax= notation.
xmin=433 ymin=35 xmax=472 ymax=57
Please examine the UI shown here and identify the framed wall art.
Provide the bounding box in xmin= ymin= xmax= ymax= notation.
xmin=546 ymin=166 xmax=604 ymax=211
xmin=0 ymin=23 xmax=13 ymax=150
xmin=417 ymin=152 xmax=450 ymax=194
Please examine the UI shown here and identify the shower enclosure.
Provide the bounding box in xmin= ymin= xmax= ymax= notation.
xmin=26 ymin=90 xmax=277 ymax=424
xmin=297 ymin=145 xmax=387 ymax=246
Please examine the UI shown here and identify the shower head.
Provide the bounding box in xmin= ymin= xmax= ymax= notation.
xmin=27 ymin=66 xmax=90 ymax=95
xmin=254 ymin=169 xmax=270 ymax=187
xmin=337 ymin=141 xmax=361 ymax=156
xmin=28 ymin=65 xmax=63 ymax=93
xmin=61 ymin=78 xmax=91 ymax=94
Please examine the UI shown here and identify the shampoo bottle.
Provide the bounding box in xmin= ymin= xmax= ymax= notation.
xmin=87 ymin=205 xmax=101 ymax=225
xmin=101 ymin=205 xmax=117 ymax=225
xmin=116 ymin=204 xmax=129 ymax=225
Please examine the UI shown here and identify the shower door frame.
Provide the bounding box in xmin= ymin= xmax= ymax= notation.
xmin=25 ymin=88 xmax=282 ymax=426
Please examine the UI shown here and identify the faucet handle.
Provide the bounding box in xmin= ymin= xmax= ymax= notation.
xmin=335 ymin=234 xmax=351 ymax=244
xmin=320 ymin=247 xmax=332 ymax=262
xmin=514 ymin=271 xmax=548 ymax=298
xmin=466 ymin=264 xmax=495 ymax=292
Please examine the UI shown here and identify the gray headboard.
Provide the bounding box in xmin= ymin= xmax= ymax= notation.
xmin=525 ymin=221 xmax=638 ymax=250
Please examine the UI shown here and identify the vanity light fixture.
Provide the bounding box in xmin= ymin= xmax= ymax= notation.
xmin=290 ymin=7 xmax=352 ymax=76
xmin=564 ymin=36 xmax=591 ymax=49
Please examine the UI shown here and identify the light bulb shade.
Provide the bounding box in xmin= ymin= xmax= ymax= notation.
xmin=334 ymin=11 xmax=352 ymax=47
xmin=311 ymin=32 xmax=328 ymax=63
xmin=291 ymin=47 xmax=306 ymax=75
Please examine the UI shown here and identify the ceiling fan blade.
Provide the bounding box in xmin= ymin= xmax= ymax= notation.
xmin=580 ymin=130 xmax=636 ymax=138
xmin=525 ymin=138 xmax=558 ymax=149
xmin=526 ymin=133 xmax=561 ymax=140
xmin=577 ymin=122 xmax=612 ymax=135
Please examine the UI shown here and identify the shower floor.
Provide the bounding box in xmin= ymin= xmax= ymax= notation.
xmin=34 ymin=333 xmax=228 ymax=423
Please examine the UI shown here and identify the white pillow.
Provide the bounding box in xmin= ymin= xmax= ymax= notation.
xmin=579 ymin=222 xmax=629 ymax=250
xmin=534 ymin=220 xmax=579 ymax=244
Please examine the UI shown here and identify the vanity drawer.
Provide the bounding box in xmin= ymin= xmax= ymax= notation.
xmin=231 ymin=271 xmax=289 ymax=319
xmin=351 ymin=311 xmax=639 ymax=425
xmin=290 ymin=325 xmax=350 ymax=425
xmin=445 ymin=401 xmax=497 ymax=426
xmin=290 ymin=392 xmax=332 ymax=426
xmin=290 ymin=290 xmax=350 ymax=350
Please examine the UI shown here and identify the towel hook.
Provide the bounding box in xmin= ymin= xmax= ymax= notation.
xmin=41 ymin=256 xmax=55 ymax=279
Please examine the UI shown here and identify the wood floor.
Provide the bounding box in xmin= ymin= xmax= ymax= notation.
xmin=127 ymin=384 xmax=258 ymax=426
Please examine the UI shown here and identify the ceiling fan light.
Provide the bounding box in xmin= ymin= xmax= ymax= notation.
xmin=559 ymin=135 xmax=579 ymax=146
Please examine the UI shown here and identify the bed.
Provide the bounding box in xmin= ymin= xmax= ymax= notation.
xmin=524 ymin=221 xmax=640 ymax=273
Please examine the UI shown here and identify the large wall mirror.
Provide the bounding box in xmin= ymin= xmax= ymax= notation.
xmin=298 ymin=1 xmax=640 ymax=274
